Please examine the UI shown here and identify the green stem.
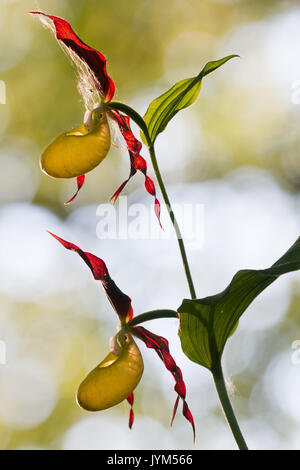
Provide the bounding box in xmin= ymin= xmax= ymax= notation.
xmin=211 ymin=361 xmax=248 ymax=450
xmin=127 ymin=309 xmax=178 ymax=327
xmin=107 ymin=101 xmax=197 ymax=299
xmin=147 ymin=143 xmax=196 ymax=299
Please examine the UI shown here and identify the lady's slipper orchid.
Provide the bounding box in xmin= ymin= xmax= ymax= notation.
xmin=30 ymin=12 xmax=161 ymax=224
xmin=48 ymin=231 xmax=195 ymax=438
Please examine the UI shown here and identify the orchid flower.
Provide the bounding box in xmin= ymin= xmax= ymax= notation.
xmin=48 ymin=231 xmax=195 ymax=438
xmin=30 ymin=12 xmax=161 ymax=224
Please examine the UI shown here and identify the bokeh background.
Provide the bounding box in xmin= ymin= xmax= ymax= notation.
xmin=0 ymin=0 xmax=300 ymax=450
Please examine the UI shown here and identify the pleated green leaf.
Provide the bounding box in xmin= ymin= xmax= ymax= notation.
xmin=178 ymin=237 xmax=300 ymax=370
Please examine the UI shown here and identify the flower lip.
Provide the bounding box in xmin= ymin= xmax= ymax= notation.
xmin=40 ymin=110 xmax=111 ymax=179
xmin=76 ymin=332 xmax=144 ymax=412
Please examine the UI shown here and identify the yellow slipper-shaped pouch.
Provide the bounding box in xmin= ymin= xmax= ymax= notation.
xmin=40 ymin=110 xmax=111 ymax=178
xmin=77 ymin=333 xmax=144 ymax=411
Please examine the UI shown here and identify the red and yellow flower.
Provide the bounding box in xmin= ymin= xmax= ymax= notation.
xmin=30 ymin=12 xmax=161 ymax=223
xmin=49 ymin=231 xmax=195 ymax=438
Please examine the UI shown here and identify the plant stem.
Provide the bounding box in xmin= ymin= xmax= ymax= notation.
xmin=147 ymin=143 xmax=197 ymax=300
xmin=127 ymin=309 xmax=178 ymax=327
xmin=211 ymin=361 xmax=248 ymax=450
xmin=107 ymin=101 xmax=197 ymax=300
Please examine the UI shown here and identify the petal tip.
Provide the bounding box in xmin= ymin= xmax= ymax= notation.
xmin=47 ymin=230 xmax=63 ymax=244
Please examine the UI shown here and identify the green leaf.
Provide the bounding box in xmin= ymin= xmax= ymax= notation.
xmin=178 ymin=237 xmax=300 ymax=370
xmin=141 ymin=55 xmax=239 ymax=144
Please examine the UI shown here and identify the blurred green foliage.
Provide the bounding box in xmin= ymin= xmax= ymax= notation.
xmin=0 ymin=0 xmax=300 ymax=450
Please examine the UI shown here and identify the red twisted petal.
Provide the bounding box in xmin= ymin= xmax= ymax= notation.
xmin=134 ymin=155 xmax=147 ymax=173
xmin=109 ymin=110 xmax=162 ymax=227
xmin=48 ymin=232 xmax=133 ymax=321
xmin=154 ymin=199 xmax=162 ymax=228
xmin=144 ymin=175 xmax=155 ymax=196
xmin=127 ymin=393 xmax=135 ymax=429
xmin=132 ymin=326 xmax=169 ymax=351
xmin=171 ymin=395 xmax=180 ymax=426
xmin=110 ymin=154 xmax=137 ymax=205
xmin=128 ymin=408 xmax=134 ymax=429
xmin=64 ymin=174 xmax=85 ymax=205
xmin=30 ymin=12 xmax=115 ymax=102
xmin=132 ymin=326 xmax=195 ymax=440
xmin=183 ymin=401 xmax=195 ymax=438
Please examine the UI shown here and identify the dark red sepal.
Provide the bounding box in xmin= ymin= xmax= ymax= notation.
xmin=29 ymin=11 xmax=115 ymax=102
xmin=48 ymin=232 xmax=133 ymax=321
